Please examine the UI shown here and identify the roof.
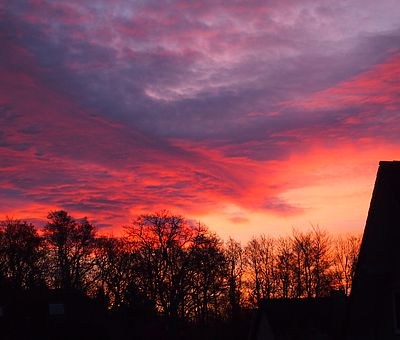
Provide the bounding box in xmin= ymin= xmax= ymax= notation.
xmin=345 ymin=160 xmax=400 ymax=338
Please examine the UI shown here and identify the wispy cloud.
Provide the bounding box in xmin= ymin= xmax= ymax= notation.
xmin=1 ymin=0 xmax=400 ymax=237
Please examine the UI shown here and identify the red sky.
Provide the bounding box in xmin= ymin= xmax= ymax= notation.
xmin=1 ymin=1 xmax=400 ymax=241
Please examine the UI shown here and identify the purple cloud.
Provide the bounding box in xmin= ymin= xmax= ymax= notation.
xmin=1 ymin=0 xmax=400 ymax=233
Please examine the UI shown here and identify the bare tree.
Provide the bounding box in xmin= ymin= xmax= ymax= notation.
xmin=0 ymin=218 xmax=45 ymax=289
xmin=44 ymin=210 xmax=96 ymax=292
xmin=332 ymin=234 xmax=361 ymax=295
xmin=292 ymin=226 xmax=332 ymax=298
xmin=244 ymin=235 xmax=277 ymax=305
xmin=311 ymin=226 xmax=333 ymax=297
xmin=188 ymin=226 xmax=227 ymax=323
xmin=244 ymin=237 xmax=262 ymax=305
xmin=275 ymin=236 xmax=295 ymax=298
xmin=225 ymin=237 xmax=244 ymax=318
xmin=94 ymin=236 xmax=135 ymax=307
xmin=124 ymin=211 xmax=195 ymax=321
xmin=124 ymin=212 xmax=230 ymax=324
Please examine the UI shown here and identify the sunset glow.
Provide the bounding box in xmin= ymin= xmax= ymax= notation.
xmin=1 ymin=1 xmax=400 ymax=241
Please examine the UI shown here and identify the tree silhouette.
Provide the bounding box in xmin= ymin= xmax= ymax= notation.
xmin=125 ymin=211 xmax=195 ymax=321
xmin=225 ymin=237 xmax=244 ymax=318
xmin=332 ymin=234 xmax=361 ymax=295
xmin=44 ymin=210 xmax=96 ymax=291
xmin=291 ymin=226 xmax=332 ymax=298
xmin=244 ymin=235 xmax=277 ymax=305
xmin=275 ymin=236 xmax=295 ymax=298
xmin=0 ymin=218 xmax=45 ymax=290
xmin=188 ymin=225 xmax=227 ymax=324
xmin=95 ymin=236 xmax=136 ymax=308
xmin=0 ymin=207 xmax=363 ymax=340
xmin=124 ymin=212 xmax=229 ymax=324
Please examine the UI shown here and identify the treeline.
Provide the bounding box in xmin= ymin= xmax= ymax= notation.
xmin=0 ymin=210 xmax=360 ymax=324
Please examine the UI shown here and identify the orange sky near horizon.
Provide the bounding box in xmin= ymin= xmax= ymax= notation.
xmin=2 ymin=143 xmax=396 ymax=242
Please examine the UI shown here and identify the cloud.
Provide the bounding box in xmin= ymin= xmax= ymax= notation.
xmin=1 ymin=0 xmax=400 ymax=236
xmin=229 ymin=216 xmax=250 ymax=225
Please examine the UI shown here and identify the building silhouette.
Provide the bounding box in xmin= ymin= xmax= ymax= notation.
xmin=345 ymin=161 xmax=400 ymax=339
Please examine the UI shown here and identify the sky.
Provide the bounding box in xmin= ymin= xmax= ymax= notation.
xmin=1 ymin=1 xmax=400 ymax=241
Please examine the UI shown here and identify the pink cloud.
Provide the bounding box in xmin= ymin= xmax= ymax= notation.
xmin=2 ymin=0 xmax=400 ymax=240
xmin=290 ymin=54 xmax=400 ymax=111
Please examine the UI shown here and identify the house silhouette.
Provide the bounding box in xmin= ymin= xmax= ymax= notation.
xmin=345 ymin=161 xmax=400 ymax=339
